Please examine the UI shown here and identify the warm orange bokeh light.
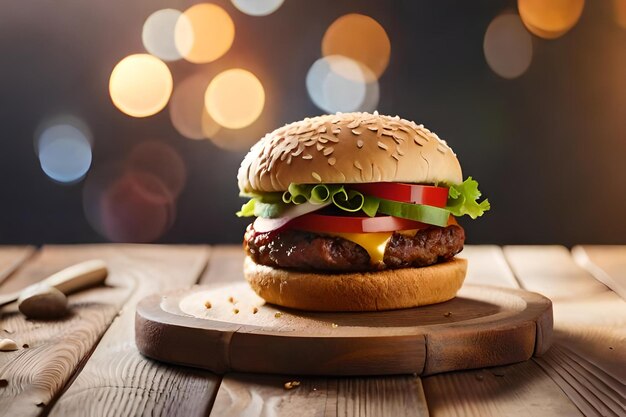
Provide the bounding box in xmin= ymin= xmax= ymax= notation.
xmin=518 ymin=0 xmax=585 ymax=39
xmin=109 ymin=54 xmax=173 ymax=118
xmin=614 ymin=0 xmax=626 ymax=29
xmin=175 ymin=3 xmax=235 ymax=64
xmin=322 ymin=13 xmax=390 ymax=81
xmin=205 ymin=69 xmax=265 ymax=129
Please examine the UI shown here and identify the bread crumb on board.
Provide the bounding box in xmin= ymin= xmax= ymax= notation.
xmin=284 ymin=381 xmax=301 ymax=390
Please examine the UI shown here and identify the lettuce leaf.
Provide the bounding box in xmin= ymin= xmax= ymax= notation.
xmin=446 ymin=177 xmax=490 ymax=219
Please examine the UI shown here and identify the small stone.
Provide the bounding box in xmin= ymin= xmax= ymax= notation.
xmin=0 ymin=339 xmax=18 ymax=352
xmin=233 ymin=308 xmax=239 ymax=314
xmin=0 ymin=379 xmax=8 ymax=388
xmin=274 ymin=312 xmax=282 ymax=318
xmin=18 ymin=283 xmax=68 ymax=320
xmin=204 ymin=301 xmax=212 ymax=309
xmin=252 ymin=307 xmax=259 ymax=314
xmin=22 ymin=344 xmax=29 ymax=349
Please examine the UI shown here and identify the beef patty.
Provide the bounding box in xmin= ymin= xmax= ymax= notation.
xmin=244 ymin=224 xmax=465 ymax=272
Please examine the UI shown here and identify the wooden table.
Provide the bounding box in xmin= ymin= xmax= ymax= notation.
xmin=0 ymin=244 xmax=624 ymax=417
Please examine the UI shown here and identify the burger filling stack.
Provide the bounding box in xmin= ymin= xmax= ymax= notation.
xmin=237 ymin=112 xmax=489 ymax=312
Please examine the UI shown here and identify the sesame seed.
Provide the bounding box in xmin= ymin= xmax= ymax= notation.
xmin=392 ymin=153 xmax=400 ymax=161
xmin=352 ymin=129 xmax=361 ymax=135
xmin=328 ymin=157 xmax=336 ymax=166
xmin=332 ymin=128 xmax=341 ymax=134
xmin=316 ymin=143 xmax=324 ymax=151
xmin=323 ymin=147 xmax=333 ymax=156
xmin=312 ymin=172 xmax=322 ymax=181
xmin=357 ymin=140 xmax=364 ymax=148
xmin=302 ymin=154 xmax=313 ymax=160
xmin=354 ymin=160 xmax=363 ymax=170
xmin=377 ymin=141 xmax=388 ymax=150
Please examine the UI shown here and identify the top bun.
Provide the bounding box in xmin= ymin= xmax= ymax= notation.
xmin=238 ymin=112 xmax=462 ymax=193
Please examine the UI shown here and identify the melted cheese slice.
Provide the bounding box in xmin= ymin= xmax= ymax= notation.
xmin=330 ymin=230 xmax=418 ymax=265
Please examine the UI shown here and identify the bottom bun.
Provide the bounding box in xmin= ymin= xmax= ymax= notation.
xmin=244 ymin=256 xmax=468 ymax=312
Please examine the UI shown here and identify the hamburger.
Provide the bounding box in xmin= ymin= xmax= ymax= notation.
xmin=237 ymin=112 xmax=489 ymax=311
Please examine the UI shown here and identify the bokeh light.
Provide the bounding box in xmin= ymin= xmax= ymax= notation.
xmin=231 ymin=0 xmax=284 ymax=16
xmin=126 ymin=141 xmax=187 ymax=200
xmin=100 ymin=172 xmax=175 ymax=243
xmin=175 ymin=4 xmax=235 ymax=64
xmin=613 ymin=0 xmax=626 ymax=29
xmin=169 ymin=72 xmax=220 ymax=140
xmin=484 ymin=14 xmax=533 ymax=79
xmin=205 ymin=69 xmax=265 ymax=129
xmin=322 ymin=13 xmax=390 ymax=81
xmin=36 ymin=118 xmax=92 ymax=183
xmin=109 ymin=54 xmax=173 ymax=117
xmin=142 ymin=9 xmax=183 ymax=61
xmin=306 ymin=55 xmax=379 ymax=113
xmin=83 ymin=155 xmax=179 ymax=243
xmin=518 ymin=0 xmax=585 ymax=39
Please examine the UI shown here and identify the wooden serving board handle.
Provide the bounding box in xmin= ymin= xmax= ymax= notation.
xmin=0 ymin=259 xmax=108 ymax=307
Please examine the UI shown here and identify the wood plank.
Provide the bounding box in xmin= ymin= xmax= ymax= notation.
xmin=201 ymin=246 xmax=432 ymax=417
xmin=1 ymin=245 xmax=132 ymax=416
xmin=45 ymin=245 xmax=214 ymax=417
xmin=460 ymin=245 xmax=519 ymax=288
xmin=211 ymin=373 xmax=429 ymax=417
xmin=0 ymin=246 xmax=35 ymax=286
xmin=572 ymin=245 xmax=626 ymax=301
xmin=502 ymin=246 xmax=607 ymax=300
xmin=503 ymin=245 xmax=626 ymax=416
xmin=423 ymin=246 xmax=582 ymax=417
xmin=0 ymin=244 xmax=213 ymax=417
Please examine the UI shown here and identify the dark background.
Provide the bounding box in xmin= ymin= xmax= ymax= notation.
xmin=1 ymin=0 xmax=625 ymax=245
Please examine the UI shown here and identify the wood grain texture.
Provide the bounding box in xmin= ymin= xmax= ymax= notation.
xmin=502 ymin=246 xmax=608 ymax=300
xmin=46 ymin=245 xmax=215 ymax=417
xmin=504 ymin=245 xmax=626 ymax=416
xmin=0 ymin=245 xmax=131 ymax=416
xmin=423 ymin=361 xmax=583 ymax=417
xmin=0 ymin=246 xmax=35 ymax=286
xmin=572 ymin=245 xmax=626 ymax=301
xmin=137 ymin=282 xmax=552 ymax=376
xmin=211 ymin=373 xmax=430 ymax=417
xmin=423 ymin=245 xmax=581 ymax=417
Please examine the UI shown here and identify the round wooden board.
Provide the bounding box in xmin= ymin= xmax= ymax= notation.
xmin=135 ymin=283 xmax=553 ymax=376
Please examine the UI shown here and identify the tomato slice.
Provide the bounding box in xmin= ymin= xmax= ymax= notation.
xmin=288 ymin=213 xmax=430 ymax=233
xmin=350 ymin=183 xmax=448 ymax=207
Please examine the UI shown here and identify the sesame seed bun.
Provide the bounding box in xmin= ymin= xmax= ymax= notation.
xmin=238 ymin=112 xmax=463 ymax=194
xmin=244 ymin=256 xmax=468 ymax=312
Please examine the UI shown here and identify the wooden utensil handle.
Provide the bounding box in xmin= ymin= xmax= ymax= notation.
xmin=43 ymin=259 xmax=108 ymax=295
